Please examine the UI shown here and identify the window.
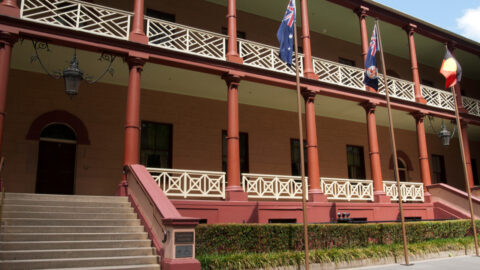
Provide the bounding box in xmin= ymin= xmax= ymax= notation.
xmin=347 ymin=145 xmax=366 ymax=179
xmin=339 ymin=57 xmax=356 ymax=67
xmin=431 ymin=155 xmax=446 ymax=184
xmin=222 ymin=131 xmax=249 ymax=173
xmin=146 ymin=9 xmax=175 ymax=22
xmin=291 ymin=139 xmax=308 ymax=176
xmin=421 ymin=79 xmax=434 ymax=87
xmin=140 ymin=122 xmax=172 ymax=168
xmin=472 ymin=159 xmax=479 ymax=186
xmin=398 ymin=159 xmax=407 ymax=181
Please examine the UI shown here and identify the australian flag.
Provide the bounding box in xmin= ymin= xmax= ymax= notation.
xmin=364 ymin=25 xmax=379 ymax=90
xmin=277 ymin=0 xmax=296 ymax=65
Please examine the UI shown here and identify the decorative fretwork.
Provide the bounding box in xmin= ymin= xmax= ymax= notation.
xmin=313 ymin=57 xmax=365 ymax=90
xmin=21 ymin=0 xmax=131 ymax=40
xmin=147 ymin=18 xmax=226 ymax=60
xmin=148 ymin=168 xmax=225 ymax=199
xmin=320 ymin=178 xmax=374 ymax=201
xmin=378 ymin=76 xmax=415 ymax=101
xmin=383 ymin=181 xmax=424 ymax=202
xmin=239 ymin=39 xmax=303 ymax=75
xmin=242 ymin=173 xmax=307 ymax=200
xmin=463 ymin=96 xmax=480 ymax=117
xmin=421 ymin=85 xmax=455 ymax=111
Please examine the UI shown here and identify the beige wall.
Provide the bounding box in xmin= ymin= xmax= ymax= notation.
xmin=3 ymin=69 xmax=479 ymax=195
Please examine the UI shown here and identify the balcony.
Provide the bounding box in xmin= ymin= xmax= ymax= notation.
xmin=18 ymin=0 xmax=480 ymax=118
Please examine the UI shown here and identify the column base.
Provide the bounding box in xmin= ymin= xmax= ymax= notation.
xmin=303 ymin=72 xmax=319 ymax=80
xmin=308 ymin=189 xmax=328 ymax=202
xmin=129 ymin=32 xmax=149 ymax=44
xmin=226 ymin=54 xmax=244 ymax=64
xmin=415 ymin=97 xmax=427 ymax=104
xmin=424 ymin=191 xmax=432 ymax=203
xmin=0 ymin=5 xmax=20 ymax=17
xmin=115 ymin=180 xmax=128 ymax=196
xmin=162 ymin=258 xmax=201 ymax=270
xmin=374 ymin=191 xmax=391 ymax=203
xmin=226 ymin=186 xmax=248 ymax=201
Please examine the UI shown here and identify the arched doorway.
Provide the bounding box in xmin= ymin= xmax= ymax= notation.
xmin=35 ymin=123 xmax=77 ymax=194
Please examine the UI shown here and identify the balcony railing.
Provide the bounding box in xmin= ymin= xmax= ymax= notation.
xmin=241 ymin=173 xmax=307 ymax=200
xmin=321 ymin=177 xmax=374 ymax=201
xmin=147 ymin=168 xmax=225 ymax=199
xmin=19 ymin=0 xmax=480 ymax=118
xmin=383 ymin=181 xmax=424 ymax=202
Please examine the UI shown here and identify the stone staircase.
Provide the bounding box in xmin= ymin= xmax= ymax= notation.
xmin=0 ymin=192 xmax=161 ymax=270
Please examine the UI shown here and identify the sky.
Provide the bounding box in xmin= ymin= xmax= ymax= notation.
xmin=373 ymin=0 xmax=480 ymax=42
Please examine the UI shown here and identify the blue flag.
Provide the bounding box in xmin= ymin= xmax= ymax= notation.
xmin=364 ymin=25 xmax=379 ymax=90
xmin=277 ymin=0 xmax=296 ymax=65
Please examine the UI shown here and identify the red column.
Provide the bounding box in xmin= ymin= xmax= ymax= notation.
xmin=222 ymin=73 xmax=247 ymax=201
xmin=361 ymin=102 xmax=390 ymax=203
xmin=129 ymin=0 xmax=148 ymax=43
xmin=0 ymin=34 xmax=16 ymax=157
xmin=411 ymin=112 xmax=432 ymax=201
xmin=0 ymin=0 xmax=20 ymax=17
xmin=405 ymin=24 xmax=426 ymax=104
xmin=460 ymin=121 xmax=475 ymax=188
xmin=302 ymin=89 xmax=327 ymax=202
xmin=300 ymin=0 xmax=317 ymax=80
xmin=117 ymin=57 xmax=145 ymax=196
xmin=226 ymin=0 xmax=242 ymax=64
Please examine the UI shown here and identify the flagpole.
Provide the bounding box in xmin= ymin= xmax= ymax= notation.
xmin=293 ymin=22 xmax=310 ymax=270
xmin=375 ymin=19 xmax=410 ymax=266
xmin=449 ymin=84 xmax=479 ymax=256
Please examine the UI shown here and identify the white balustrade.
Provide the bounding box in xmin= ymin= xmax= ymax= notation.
xmin=147 ymin=17 xmax=227 ymax=60
xmin=148 ymin=168 xmax=225 ymax=199
xmin=19 ymin=0 xmax=480 ymax=118
xmin=320 ymin=178 xmax=374 ymax=201
xmin=242 ymin=173 xmax=307 ymax=200
xmin=383 ymin=181 xmax=424 ymax=202
xmin=21 ymin=0 xmax=131 ymax=40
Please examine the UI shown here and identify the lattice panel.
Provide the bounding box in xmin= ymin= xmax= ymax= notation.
xmin=148 ymin=19 xmax=225 ymax=60
xmin=383 ymin=181 xmax=424 ymax=202
xmin=242 ymin=173 xmax=307 ymax=200
xmin=148 ymin=168 xmax=225 ymax=199
xmin=377 ymin=76 xmax=415 ymax=101
xmin=463 ymin=97 xmax=480 ymax=117
xmin=320 ymin=178 xmax=373 ymax=201
xmin=21 ymin=0 xmax=130 ymax=40
xmin=422 ymin=86 xmax=455 ymax=111
xmin=313 ymin=58 xmax=365 ymax=90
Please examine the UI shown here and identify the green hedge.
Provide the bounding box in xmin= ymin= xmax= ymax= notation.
xmin=196 ymin=220 xmax=478 ymax=255
xmin=197 ymin=237 xmax=475 ymax=270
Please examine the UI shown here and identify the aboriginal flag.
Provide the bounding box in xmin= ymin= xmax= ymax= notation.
xmin=440 ymin=49 xmax=462 ymax=88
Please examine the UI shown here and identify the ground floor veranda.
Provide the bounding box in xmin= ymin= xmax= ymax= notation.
xmin=2 ymin=46 xmax=480 ymax=223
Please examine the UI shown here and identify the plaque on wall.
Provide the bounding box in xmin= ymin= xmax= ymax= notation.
xmin=175 ymin=232 xmax=194 ymax=244
xmin=175 ymin=245 xmax=193 ymax=258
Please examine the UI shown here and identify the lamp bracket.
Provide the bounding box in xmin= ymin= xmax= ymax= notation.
xmin=31 ymin=40 xmax=62 ymax=79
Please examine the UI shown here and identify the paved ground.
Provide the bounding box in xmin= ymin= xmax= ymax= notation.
xmin=346 ymin=256 xmax=480 ymax=270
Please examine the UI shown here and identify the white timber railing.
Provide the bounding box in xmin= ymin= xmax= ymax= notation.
xmin=320 ymin=177 xmax=374 ymax=201
xmin=20 ymin=0 xmax=131 ymax=40
xmin=147 ymin=168 xmax=225 ymax=199
xmin=242 ymin=173 xmax=307 ymax=200
xmin=19 ymin=0 xmax=480 ymax=118
xmin=383 ymin=181 xmax=424 ymax=202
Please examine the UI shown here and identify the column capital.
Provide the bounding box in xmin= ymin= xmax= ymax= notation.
xmin=301 ymin=88 xmax=317 ymax=102
xmin=360 ymin=101 xmax=379 ymax=113
xmin=0 ymin=31 xmax=18 ymax=47
xmin=222 ymin=71 xmax=244 ymax=87
xmin=410 ymin=110 xmax=427 ymax=121
xmin=403 ymin=23 xmax=417 ymax=35
xmin=0 ymin=0 xmax=20 ymax=17
xmin=127 ymin=57 xmax=146 ymax=70
xmin=354 ymin=5 xmax=369 ymax=18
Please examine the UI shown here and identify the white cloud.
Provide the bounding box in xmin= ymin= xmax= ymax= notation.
xmin=457 ymin=6 xmax=480 ymax=42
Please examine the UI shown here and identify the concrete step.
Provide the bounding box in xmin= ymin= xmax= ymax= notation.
xmin=39 ymin=264 xmax=161 ymax=270
xmin=0 ymin=232 xmax=149 ymax=241
xmin=0 ymin=247 xmax=156 ymax=260
xmin=3 ymin=199 xmax=132 ymax=208
xmin=2 ymin=205 xmax=134 ymax=213
xmin=0 ymin=255 xmax=159 ymax=270
xmin=2 ymin=225 xmax=145 ymax=233
xmin=0 ymin=240 xmax=153 ymax=251
xmin=2 ymin=211 xmax=137 ymax=219
xmin=5 ymin=193 xmax=128 ymax=203
xmin=2 ymin=218 xmax=140 ymax=226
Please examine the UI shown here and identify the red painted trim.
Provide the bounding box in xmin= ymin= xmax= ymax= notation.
xmin=128 ymin=193 xmax=164 ymax=257
xmin=26 ymin=110 xmax=90 ymax=145
xmin=428 ymin=183 xmax=480 ymax=204
xmin=388 ymin=150 xmax=413 ymax=171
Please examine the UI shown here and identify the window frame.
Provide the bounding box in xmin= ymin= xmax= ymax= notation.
xmin=346 ymin=145 xmax=366 ymax=180
xmin=140 ymin=121 xmax=173 ymax=169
